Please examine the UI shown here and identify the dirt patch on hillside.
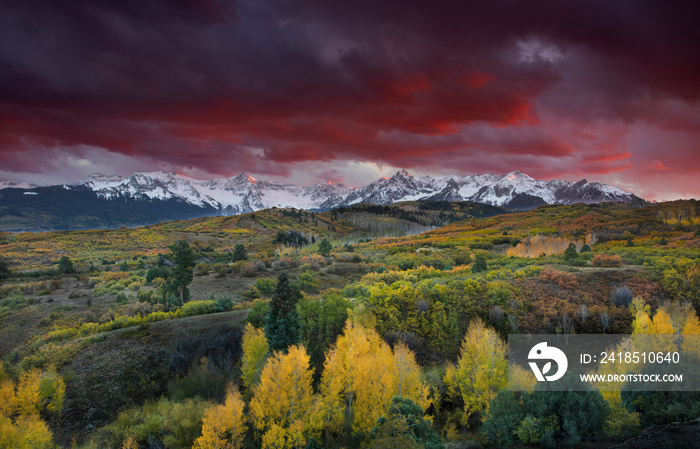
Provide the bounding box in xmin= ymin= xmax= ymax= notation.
xmin=612 ymin=418 xmax=700 ymax=449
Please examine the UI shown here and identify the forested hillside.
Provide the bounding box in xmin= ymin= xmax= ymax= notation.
xmin=0 ymin=200 xmax=698 ymax=448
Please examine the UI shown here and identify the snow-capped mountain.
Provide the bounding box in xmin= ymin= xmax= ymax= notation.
xmin=74 ymin=172 xmax=356 ymax=214
xmin=0 ymin=169 xmax=643 ymax=231
xmin=0 ymin=179 xmax=38 ymax=190
xmin=72 ymin=169 xmax=641 ymax=212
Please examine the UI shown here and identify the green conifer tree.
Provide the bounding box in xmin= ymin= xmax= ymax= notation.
xmin=168 ymin=240 xmax=196 ymax=303
xmin=472 ymin=253 xmax=488 ymax=273
xmin=57 ymin=256 xmax=75 ymax=274
xmin=318 ymin=238 xmax=332 ymax=257
xmin=564 ymin=242 xmax=579 ymax=264
xmin=232 ymin=243 xmax=248 ymax=261
xmin=265 ymin=272 xmax=301 ymax=353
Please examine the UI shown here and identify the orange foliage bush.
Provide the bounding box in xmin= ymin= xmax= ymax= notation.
xmin=592 ymin=254 xmax=623 ymax=267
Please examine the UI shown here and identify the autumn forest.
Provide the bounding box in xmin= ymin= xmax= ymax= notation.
xmin=1 ymin=200 xmax=699 ymax=448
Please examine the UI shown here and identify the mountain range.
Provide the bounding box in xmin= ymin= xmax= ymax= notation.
xmin=0 ymin=170 xmax=643 ymax=231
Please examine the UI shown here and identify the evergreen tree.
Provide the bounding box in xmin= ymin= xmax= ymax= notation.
xmin=168 ymin=240 xmax=196 ymax=303
xmin=265 ymin=272 xmax=301 ymax=352
xmin=232 ymin=243 xmax=248 ymax=261
xmin=318 ymin=238 xmax=332 ymax=257
xmin=0 ymin=258 xmax=9 ymax=281
xmin=579 ymin=244 xmax=592 ymax=252
xmin=564 ymin=242 xmax=579 ymax=264
xmin=57 ymin=256 xmax=75 ymax=274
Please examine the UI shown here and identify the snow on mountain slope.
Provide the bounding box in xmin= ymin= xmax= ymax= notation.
xmin=66 ymin=169 xmax=641 ymax=214
xmin=0 ymin=179 xmax=38 ymax=189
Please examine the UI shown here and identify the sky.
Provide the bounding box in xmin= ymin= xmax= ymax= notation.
xmin=1 ymin=1 xmax=699 ymax=200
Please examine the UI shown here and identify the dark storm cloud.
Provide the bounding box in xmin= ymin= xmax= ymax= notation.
xmin=0 ymin=0 xmax=699 ymax=198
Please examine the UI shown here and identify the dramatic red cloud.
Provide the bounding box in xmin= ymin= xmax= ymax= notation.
xmin=0 ymin=0 xmax=699 ymax=199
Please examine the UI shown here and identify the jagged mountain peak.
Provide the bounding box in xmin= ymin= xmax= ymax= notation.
xmin=503 ymin=170 xmax=533 ymax=180
xmin=229 ymin=172 xmax=257 ymax=184
xmin=393 ymin=168 xmax=414 ymax=179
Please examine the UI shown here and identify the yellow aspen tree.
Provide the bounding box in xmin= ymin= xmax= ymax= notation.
xmin=13 ymin=369 xmax=43 ymax=417
xmin=651 ymin=308 xmax=676 ymax=352
xmin=285 ymin=420 xmax=306 ymax=449
xmin=261 ymin=424 xmax=287 ymax=449
xmin=0 ymin=414 xmax=18 ymax=448
xmin=508 ymin=363 xmax=536 ymax=392
xmin=652 ymin=308 xmax=676 ymax=334
xmin=14 ymin=414 xmax=53 ymax=449
xmin=350 ymin=339 xmax=396 ymax=433
xmin=250 ymin=345 xmax=315 ymax=444
xmin=443 ymin=317 xmax=507 ymax=425
xmin=392 ymin=342 xmax=430 ymax=411
xmin=631 ymin=308 xmax=652 ymax=335
xmin=681 ymin=310 xmax=700 ymax=360
xmin=193 ymin=385 xmax=247 ymax=449
xmin=241 ymin=323 xmax=269 ymax=397
xmin=0 ymin=364 xmax=54 ymax=449
xmin=0 ymin=378 xmax=13 ymax=417
xmin=327 ymin=318 xmax=398 ymax=433
xmin=315 ymin=346 xmax=346 ymax=442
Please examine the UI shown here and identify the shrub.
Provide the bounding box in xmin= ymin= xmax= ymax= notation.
xmin=215 ymin=295 xmax=233 ymax=312
xmin=137 ymin=289 xmax=155 ymax=303
xmin=100 ymin=397 xmax=209 ymax=448
xmin=611 ymin=286 xmax=633 ymax=307
xmin=245 ymin=286 xmax=261 ymax=300
xmin=240 ymin=262 xmax=259 ymax=277
xmin=1 ymin=294 xmax=28 ymax=310
xmin=453 ymin=252 xmax=471 ymax=266
xmin=254 ymin=278 xmax=276 ymax=295
xmin=297 ymin=271 xmax=318 ymax=293
xmin=247 ymin=299 xmax=270 ymax=329
xmin=591 ymin=254 xmax=623 ymax=267
xmin=115 ymin=292 xmax=129 ymax=304
xmin=194 ymin=263 xmax=210 ymax=276
xmin=182 ymin=300 xmax=217 ymax=317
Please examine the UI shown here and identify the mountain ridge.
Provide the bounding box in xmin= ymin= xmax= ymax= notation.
xmin=72 ymin=169 xmax=642 ymax=211
xmin=0 ymin=169 xmax=644 ymax=231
